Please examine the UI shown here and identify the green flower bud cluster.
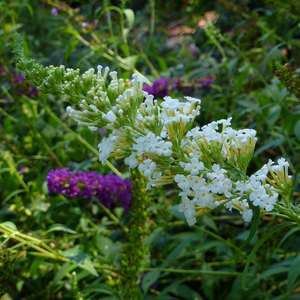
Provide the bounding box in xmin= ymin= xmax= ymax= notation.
xmin=120 ymin=170 xmax=151 ymax=299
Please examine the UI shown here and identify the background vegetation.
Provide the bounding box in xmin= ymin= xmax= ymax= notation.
xmin=1 ymin=0 xmax=300 ymax=299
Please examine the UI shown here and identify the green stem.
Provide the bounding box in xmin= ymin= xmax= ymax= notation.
xmin=139 ymin=49 xmax=161 ymax=79
xmin=120 ymin=2 xmax=130 ymax=57
xmin=277 ymin=206 xmax=300 ymax=229
xmin=0 ymin=224 xmax=57 ymax=255
xmin=0 ymin=150 xmax=29 ymax=193
xmin=0 ymin=106 xmax=18 ymax=122
xmin=98 ymin=203 xmax=129 ymax=233
xmin=32 ymin=129 xmax=64 ymax=169
xmin=145 ymin=0 xmax=155 ymax=53
xmin=26 ymin=251 xmax=71 ymax=262
xmin=104 ymin=0 xmax=119 ymax=70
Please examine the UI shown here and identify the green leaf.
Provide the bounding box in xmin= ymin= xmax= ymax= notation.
xmin=45 ymin=224 xmax=79 ymax=235
xmin=162 ymin=234 xmax=196 ymax=266
xmin=97 ymin=296 xmax=120 ymax=300
xmin=0 ymin=167 xmax=11 ymax=174
xmin=29 ymin=257 xmax=45 ymax=276
xmin=82 ymin=283 xmax=115 ymax=295
xmin=235 ymin=229 xmax=258 ymax=246
xmin=225 ymin=277 xmax=242 ymax=300
xmin=123 ymin=9 xmax=135 ymax=29
xmin=154 ymin=55 xmax=168 ymax=73
xmin=250 ymin=267 xmax=289 ymax=286
xmin=64 ymin=39 xmax=79 ymax=63
xmin=123 ymin=55 xmax=138 ymax=70
xmin=267 ymin=105 xmax=281 ymax=129
xmin=295 ymin=120 xmax=300 ymax=142
xmin=26 ymin=4 xmax=34 ymax=18
xmin=62 ymin=249 xmax=98 ymax=277
xmin=16 ymin=280 xmax=24 ymax=292
xmin=242 ymin=222 xmax=295 ymax=290
xmin=95 ymin=234 xmax=114 ymax=258
xmin=197 ymin=241 xmax=224 ymax=253
xmin=238 ymin=201 xmax=260 ymax=250
xmin=201 ymin=264 xmax=214 ymax=300
xmin=259 ymin=43 xmax=284 ymax=75
xmin=143 ymin=227 xmax=164 ymax=247
xmin=287 ymin=254 xmax=300 ymax=292
xmin=235 ymin=70 xmax=249 ymax=94
xmin=168 ymin=283 xmax=204 ymax=300
xmin=281 ymin=109 xmax=300 ymax=135
xmin=203 ymin=215 xmax=219 ymax=233
xmin=51 ymin=262 xmax=77 ymax=288
xmin=122 ymin=28 xmax=130 ymax=39
xmin=1 ymin=221 xmax=18 ymax=231
xmin=141 ymin=270 xmax=160 ymax=295
xmin=277 ymin=227 xmax=299 ymax=249
xmin=284 ymin=293 xmax=300 ymax=300
xmin=2 ymin=189 xmax=26 ymax=205
xmin=254 ymin=137 xmax=286 ymax=156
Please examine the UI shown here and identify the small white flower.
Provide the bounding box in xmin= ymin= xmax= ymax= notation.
xmin=219 ymin=178 xmax=233 ymax=198
xmin=98 ymin=134 xmax=116 ymax=164
xmin=249 ymin=187 xmax=268 ymax=208
xmin=184 ymin=158 xmax=204 ymax=175
xmin=188 ymin=176 xmax=206 ymax=192
xmin=124 ymin=152 xmax=138 ymax=169
xmin=153 ymin=141 xmax=172 ymax=156
xmin=208 ymin=179 xmax=223 ymax=194
xmin=241 ymin=199 xmax=253 ymax=222
xmin=179 ymin=195 xmax=197 ymax=226
xmin=161 ymin=96 xmax=180 ymax=111
xmin=174 ymin=174 xmax=190 ymax=191
xmin=261 ymin=195 xmax=276 ymax=211
xmin=138 ymin=159 xmax=156 ymax=178
xmin=207 ymin=164 xmax=227 ymax=180
xmin=104 ymin=110 xmax=117 ymax=123
xmin=195 ymin=186 xmax=213 ymax=207
xmin=225 ymin=198 xmax=241 ymax=212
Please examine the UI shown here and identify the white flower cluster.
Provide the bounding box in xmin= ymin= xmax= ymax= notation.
xmin=65 ymin=65 xmax=293 ymax=226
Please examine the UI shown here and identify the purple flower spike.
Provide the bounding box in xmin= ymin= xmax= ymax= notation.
xmin=152 ymin=77 xmax=169 ymax=98
xmin=46 ymin=169 xmax=132 ymax=212
xmin=13 ymin=74 xmax=25 ymax=85
xmin=198 ymin=74 xmax=214 ymax=91
xmin=142 ymin=84 xmax=153 ymax=95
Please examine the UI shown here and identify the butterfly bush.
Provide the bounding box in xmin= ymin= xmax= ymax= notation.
xmin=46 ymin=169 xmax=132 ymax=212
xmin=14 ymin=37 xmax=295 ymax=226
xmin=142 ymin=75 xmax=214 ymax=99
xmin=62 ymin=67 xmax=293 ymax=226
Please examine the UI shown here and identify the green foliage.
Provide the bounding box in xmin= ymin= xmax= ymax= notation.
xmin=1 ymin=0 xmax=300 ymax=299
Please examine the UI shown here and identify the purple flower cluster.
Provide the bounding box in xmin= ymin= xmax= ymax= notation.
xmin=143 ymin=77 xmax=169 ymax=99
xmin=143 ymin=74 xmax=214 ymax=98
xmin=46 ymin=169 xmax=132 ymax=212
xmin=172 ymin=75 xmax=215 ymax=94
xmin=0 ymin=67 xmax=39 ymax=99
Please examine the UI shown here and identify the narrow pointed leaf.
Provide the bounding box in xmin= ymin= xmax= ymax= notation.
xmin=242 ymin=222 xmax=295 ymax=290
